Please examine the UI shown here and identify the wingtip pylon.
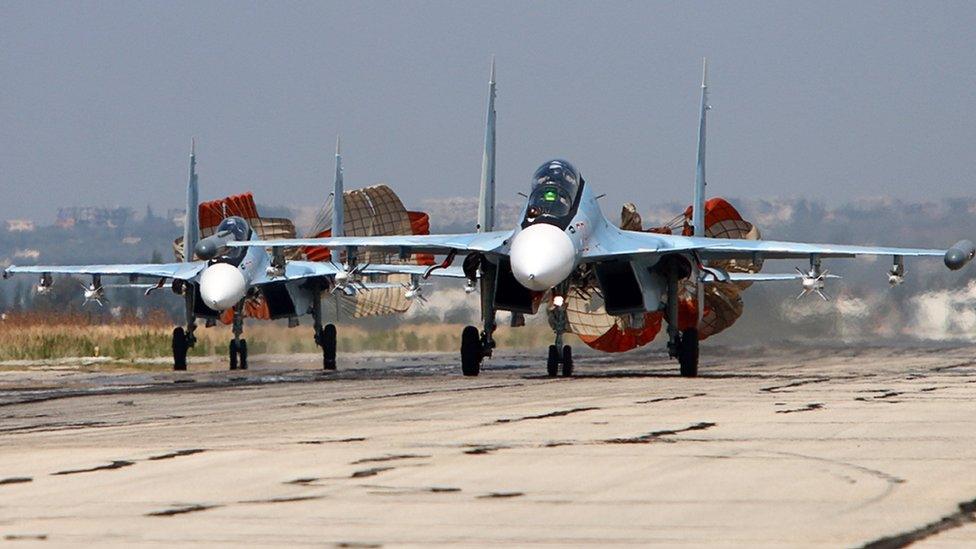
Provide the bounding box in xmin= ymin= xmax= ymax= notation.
xmin=701 ymin=57 xmax=708 ymax=87
xmin=335 ymin=134 xmax=341 ymax=156
xmin=489 ymin=55 xmax=496 ymax=84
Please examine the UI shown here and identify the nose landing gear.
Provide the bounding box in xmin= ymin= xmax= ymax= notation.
xmin=546 ymin=344 xmax=573 ymax=377
xmin=228 ymin=300 xmax=248 ymax=370
xmin=311 ymin=290 xmax=337 ymax=370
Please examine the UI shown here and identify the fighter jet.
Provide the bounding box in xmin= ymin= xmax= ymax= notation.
xmin=2 ymin=140 xmax=462 ymax=371
xmin=230 ymin=59 xmax=975 ymax=378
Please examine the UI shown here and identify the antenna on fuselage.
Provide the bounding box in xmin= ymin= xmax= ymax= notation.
xmin=692 ymin=57 xmax=709 ymax=237
xmin=332 ymin=135 xmax=344 ymax=238
xmin=477 ymin=56 xmax=496 ymax=233
xmin=183 ymin=138 xmax=200 ymax=262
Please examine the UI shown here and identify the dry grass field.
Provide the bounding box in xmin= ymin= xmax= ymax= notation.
xmin=0 ymin=312 xmax=569 ymax=361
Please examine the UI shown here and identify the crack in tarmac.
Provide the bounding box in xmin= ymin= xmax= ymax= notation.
xmin=776 ymin=403 xmax=825 ymax=414
xmin=333 ymin=383 xmax=524 ymax=402
xmin=0 ymin=477 xmax=32 ymax=485
xmin=760 ymin=378 xmax=832 ymax=393
xmin=0 ymin=420 xmax=110 ymax=434
xmin=492 ymin=407 xmax=600 ymax=424
xmin=298 ymin=437 xmax=367 ymax=444
xmin=860 ymin=497 xmax=976 ymax=548
xmin=351 ymin=467 xmax=395 ymax=479
xmin=604 ymin=422 xmax=717 ymax=444
xmin=147 ymin=449 xmax=206 ymax=461
xmin=52 ymin=460 xmax=135 ymax=476
xmin=351 ymin=454 xmax=430 ymax=465
xmin=146 ymin=504 xmax=221 ymax=517
xmin=635 ymin=393 xmax=707 ymax=404
xmin=239 ymin=496 xmax=324 ymax=504
xmin=463 ymin=445 xmax=510 ymax=455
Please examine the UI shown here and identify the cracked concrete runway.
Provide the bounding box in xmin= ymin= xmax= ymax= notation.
xmin=1 ymin=345 xmax=975 ymax=547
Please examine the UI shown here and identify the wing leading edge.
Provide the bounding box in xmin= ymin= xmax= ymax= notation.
xmin=582 ymin=230 xmax=952 ymax=262
xmin=3 ymin=263 xmax=207 ymax=281
xmin=228 ymin=231 xmax=511 ymax=255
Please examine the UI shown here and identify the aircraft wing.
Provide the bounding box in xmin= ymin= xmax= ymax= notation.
xmin=583 ymin=231 xmax=951 ymax=262
xmin=249 ymin=261 xmax=468 ymax=286
xmin=3 ymin=263 xmax=206 ymax=281
xmin=229 ymin=231 xmax=512 ymax=255
xmin=714 ymin=272 xmax=842 ymax=283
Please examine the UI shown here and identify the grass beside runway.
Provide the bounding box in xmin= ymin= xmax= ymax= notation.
xmin=0 ymin=313 xmax=571 ymax=361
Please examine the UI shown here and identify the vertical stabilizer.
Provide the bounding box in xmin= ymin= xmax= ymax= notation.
xmin=183 ymin=139 xmax=199 ymax=262
xmin=477 ymin=57 xmax=496 ymax=232
xmin=692 ymin=58 xmax=709 ymax=237
xmin=332 ymin=135 xmax=344 ymax=237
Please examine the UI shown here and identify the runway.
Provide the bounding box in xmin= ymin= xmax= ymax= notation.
xmin=1 ymin=345 xmax=975 ymax=547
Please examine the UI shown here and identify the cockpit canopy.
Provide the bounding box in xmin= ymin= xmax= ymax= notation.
xmin=215 ymin=216 xmax=251 ymax=263
xmin=216 ymin=216 xmax=251 ymax=242
xmin=524 ymin=159 xmax=582 ymax=227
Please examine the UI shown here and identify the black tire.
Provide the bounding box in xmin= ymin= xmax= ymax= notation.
xmin=546 ymin=345 xmax=559 ymax=377
xmin=172 ymin=327 xmax=188 ymax=371
xmin=678 ymin=328 xmax=699 ymax=377
xmin=460 ymin=325 xmax=481 ymax=377
xmin=561 ymin=345 xmax=574 ymax=377
xmin=229 ymin=339 xmax=239 ymax=370
xmin=322 ymin=324 xmax=337 ymax=370
xmin=238 ymin=339 xmax=248 ymax=370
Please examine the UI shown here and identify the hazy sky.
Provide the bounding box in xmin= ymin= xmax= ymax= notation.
xmin=2 ymin=1 xmax=975 ymax=222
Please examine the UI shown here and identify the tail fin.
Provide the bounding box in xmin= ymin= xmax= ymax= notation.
xmin=692 ymin=58 xmax=709 ymax=237
xmin=477 ymin=57 xmax=496 ymax=233
xmin=183 ymin=138 xmax=200 ymax=262
xmin=332 ymin=135 xmax=344 ymax=237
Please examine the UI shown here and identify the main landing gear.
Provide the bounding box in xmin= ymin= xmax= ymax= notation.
xmin=458 ymin=258 xmax=499 ymax=377
xmin=172 ymin=289 xmax=197 ymax=371
xmin=229 ymin=299 xmax=248 ymax=370
xmin=311 ymin=289 xmax=337 ymax=370
xmin=663 ymin=259 xmax=699 ymax=377
xmin=460 ymin=325 xmax=482 ymax=376
xmin=460 ymin=323 xmax=497 ymax=377
xmin=172 ymin=326 xmax=193 ymax=371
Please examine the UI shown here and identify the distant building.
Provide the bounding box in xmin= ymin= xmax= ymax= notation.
xmin=55 ymin=207 xmax=133 ymax=229
xmin=167 ymin=208 xmax=186 ymax=227
xmin=121 ymin=236 xmax=142 ymax=245
xmin=5 ymin=219 xmax=35 ymax=232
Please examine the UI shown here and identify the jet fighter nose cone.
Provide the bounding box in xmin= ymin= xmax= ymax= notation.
xmin=199 ymin=262 xmax=247 ymax=311
xmin=510 ymin=223 xmax=576 ymax=291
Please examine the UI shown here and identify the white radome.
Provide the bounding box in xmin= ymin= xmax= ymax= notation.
xmin=199 ymin=262 xmax=247 ymax=311
xmin=510 ymin=223 xmax=576 ymax=291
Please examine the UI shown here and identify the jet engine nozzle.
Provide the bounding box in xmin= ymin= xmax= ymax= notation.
xmin=199 ymin=262 xmax=247 ymax=311
xmin=944 ymin=240 xmax=975 ymax=271
xmin=510 ymin=223 xmax=576 ymax=291
xmin=194 ymin=232 xmax=234 ymax=261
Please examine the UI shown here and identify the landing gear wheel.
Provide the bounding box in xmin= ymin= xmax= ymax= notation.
xmin=229 ymin=339 xmax=239 ymax=370
xmin=172 ymin=327 xmax=188 ymax=371
xmin=322 ymin=324 xmax=337 ymax=370
xmin=561 ymin=345 xmax=574 ymax=377
xmin=547 ymin=345 xmax=559 ymax=378
xmin=678 ymin=328 xmax=699 ymax=378
xmin=238 ymin=339 xmax=248 ymax=370
xmin=460 ymin=325 xmax=482 ymax=377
